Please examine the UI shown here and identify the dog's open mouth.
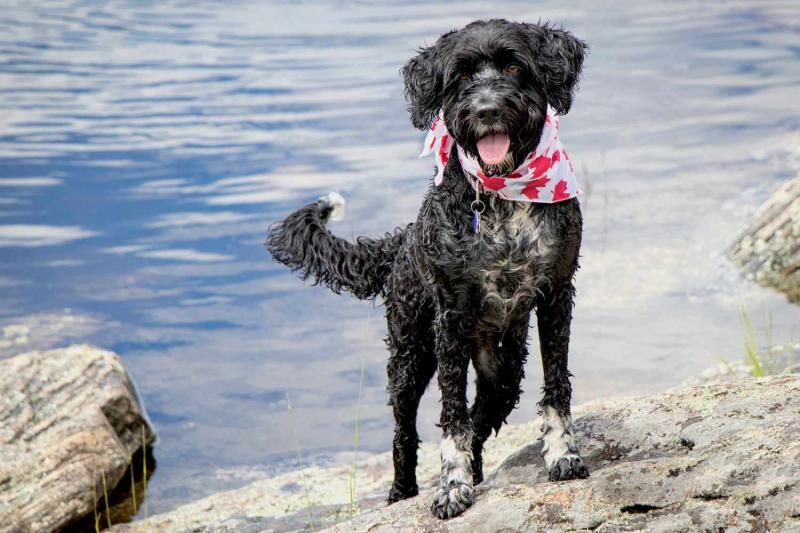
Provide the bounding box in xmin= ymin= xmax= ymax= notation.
xmin=477 ymin=133 xmax=510 ymax=165
xmin=476 ymin=132 xmax=513 ymax=176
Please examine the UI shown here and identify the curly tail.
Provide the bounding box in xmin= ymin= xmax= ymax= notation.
xmin=266 ymin=192 xmax=405 ymax=300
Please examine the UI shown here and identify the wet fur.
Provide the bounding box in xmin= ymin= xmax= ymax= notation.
xmin=266 ymin=18 xmax=589 ymax=520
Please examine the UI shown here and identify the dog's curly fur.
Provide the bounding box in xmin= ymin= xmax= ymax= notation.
xmin=267 ymin=19 xmax=589 ymax=520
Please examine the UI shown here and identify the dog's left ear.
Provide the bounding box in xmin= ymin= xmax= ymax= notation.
xmin=525 ymin=24 xmax=588 ymax=115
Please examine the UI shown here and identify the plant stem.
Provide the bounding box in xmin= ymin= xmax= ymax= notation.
xmin=130 ymin=453 xmax=137 ymax=516
xmin=741 ymin=305 xmax=764 ymax=377
xmin=142 ymin=425 xmax=148 ymax=525
xmin=287 ymin=392 xmax=315 ymax=531
xmin=100 ymin=469 xmax=111 ymax=529
xmin=349 ymin=359 xmax=366 ymax=517
xmin=93 ymin=468 xmax=100 ymax=533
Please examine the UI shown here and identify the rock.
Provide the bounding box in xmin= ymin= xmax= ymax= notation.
xmin=108 ymin=416 xmax=540 ymax=532
xmin=113 ymin=376 xmax=800 ymax=532
xmin=0 ymin=344 xmax=155 ymax=532
xmin=330 ymin=376 xmax=800 ymax=532
xmin=729 ymin=174 xmax=800 ymax=302
xmin=678 ymin=346 xmax=800 ymax=388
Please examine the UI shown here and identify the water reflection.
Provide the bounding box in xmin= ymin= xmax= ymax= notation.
xmin=0 ymin=0 xmax=798 ymax=518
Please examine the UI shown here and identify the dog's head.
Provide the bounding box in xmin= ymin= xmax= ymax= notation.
xmin=403 ymin=19 xmax=587 ymax=176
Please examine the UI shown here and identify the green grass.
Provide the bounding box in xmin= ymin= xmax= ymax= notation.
xmin=741 ymin=305 xmax=766 ymax=377
xmin=348 ymin=358 xmax=366 ymax=518
xmin=93 ymin=469 xmax=101 ymax=533
xmin=286 ymin=392 xmax=316 ymax=532
xmin=129 ymin=454 xmax=137 ymax=516
xmin=91 ymin=467 xmax=109 ymax=533
xmin=740 ymin=305 xmax=782 ymax=377
xmin=89 ymin=425 xmax=149 ymax=532
xmin=100 ymin=469 xmax=111 ymax=529
xmin=283 ymin=346 xmax=369 ymax=529
xmin=142 ymin=425 xmax=148 ymax=525
xmin=86 ymin=381 xmax=368 ymax=532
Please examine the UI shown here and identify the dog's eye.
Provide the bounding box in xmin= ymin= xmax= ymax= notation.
xmin=460 ymin=72 xmax=472 ymax=81
xmin=506 ymin=64 xmax=522 ymax=76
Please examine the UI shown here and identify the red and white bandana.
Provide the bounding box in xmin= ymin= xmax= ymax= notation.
xmin=419 ymin=105 xmax=581 ymax=203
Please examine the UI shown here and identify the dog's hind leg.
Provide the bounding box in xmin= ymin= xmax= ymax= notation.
xmin=536 ymin=281 xmax=589 ymax=481
xmin=430 ymin=305 xmax=476 ymax=520
xmin=469 ymin=322 xmax=528 ymax=485
xmin=386 ymin=348 xmax=435 ymax=503
xmin=385 ymin=285 xmax=436 ymax=504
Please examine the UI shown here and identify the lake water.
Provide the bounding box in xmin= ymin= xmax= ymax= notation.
xmin=1 ymin=0 xmax=799 ymax=517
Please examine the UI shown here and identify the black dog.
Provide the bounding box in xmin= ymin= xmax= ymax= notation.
xmin=267 ymin=19 xmax=588 ymax=520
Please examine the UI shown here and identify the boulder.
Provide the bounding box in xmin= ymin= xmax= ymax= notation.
xmin=0 ymin=345 xmax=155 ymax=532
xmin=113 ymin=375 xmax=800 ymax=532
xmin=729 ymin=174 xmax=800 ymax=302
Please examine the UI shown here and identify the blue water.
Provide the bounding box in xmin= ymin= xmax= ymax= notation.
xmin=1 ymin=0 xmax=799 ymax=515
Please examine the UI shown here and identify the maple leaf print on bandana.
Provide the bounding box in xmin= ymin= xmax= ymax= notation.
xmin=420 ymin=105 xmax=581 ymax=204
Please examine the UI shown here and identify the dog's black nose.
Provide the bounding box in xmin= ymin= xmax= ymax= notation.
xmin=476 ymin=103 xmax=501 ymax=123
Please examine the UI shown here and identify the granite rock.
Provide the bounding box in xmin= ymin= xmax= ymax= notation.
xmin=0 ymin=345 xmax=154 ymax=532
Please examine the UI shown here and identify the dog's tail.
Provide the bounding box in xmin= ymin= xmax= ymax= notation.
xmin=266 ymin=192 xmax=405 ymax=300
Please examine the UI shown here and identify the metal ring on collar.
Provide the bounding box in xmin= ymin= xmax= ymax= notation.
xmin=470 ymin=200 xmax=485 ymax=213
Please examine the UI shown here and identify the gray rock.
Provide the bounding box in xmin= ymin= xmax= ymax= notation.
xmin=0 ymin=345 xmax=155 ymax=532
xmin=114 ymin=376 xmax=800 ymax=532
xmin=679 ymin=346 xmax=800 ymax=388
xmin=729 ymin=174 xmax=800 ymax=302
xmin=328 ymin=376 xmax=800 ymax=532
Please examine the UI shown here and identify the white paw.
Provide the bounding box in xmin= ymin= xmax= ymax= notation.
xmin=431 ymin=480 xmax=474 ymax=519
xmin=548 ymin=454 xmax=590 ymax=481
xmin=432 ymin=434 xmax=475 ymax=519
xmin=320 ymin=191 xmax=346 ymax=221
xmin=539 ymin=406 xmax=590 ymax=481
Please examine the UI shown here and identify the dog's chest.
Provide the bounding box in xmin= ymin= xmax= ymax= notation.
xmin=476 ymin=203 xmax=554 ymax=322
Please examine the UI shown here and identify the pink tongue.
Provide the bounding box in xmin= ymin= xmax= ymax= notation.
xmin=476 ymin=134 xmax=511 ymax=165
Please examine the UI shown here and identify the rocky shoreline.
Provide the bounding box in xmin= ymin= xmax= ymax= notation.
xmin=112 ymin=375 xmax=800 ymax=532
xmin=3 ymin=345 xmax=799 ymax=532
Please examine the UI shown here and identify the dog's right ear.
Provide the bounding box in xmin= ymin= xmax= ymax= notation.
xmin=401 ymin=38 xmax=449 ymax=130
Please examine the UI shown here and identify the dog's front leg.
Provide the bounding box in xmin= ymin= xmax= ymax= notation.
xmin=537 ymin=281 xmax=590 ymax=481
xmin=430 ymin=309 xmax=475 ymax=519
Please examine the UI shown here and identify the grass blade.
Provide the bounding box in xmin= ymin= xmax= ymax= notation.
xmin=93 ymin=468 xmax=100 ymax=533
xmin=764 ymin=308 xmax=774 ymax=375
xmin=287 ymin=392 xmax=315 ymax=531
xmin=130 ymin=453 xmax=137 ymax=516
xmin=349 ymin=358 xmax=366 ymax=517
xmin=142 ymin=425 xmax=148 ymax=526
xmin=741 ymin=305 xmax=764 ymax=377
xmin=100 ymin=469 xmax=111 ymax=529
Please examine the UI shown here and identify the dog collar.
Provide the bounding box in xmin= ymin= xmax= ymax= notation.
xmin=419 ymin=105 xmax=581 ymax=204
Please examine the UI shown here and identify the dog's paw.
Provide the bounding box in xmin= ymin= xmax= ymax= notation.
xmin=387 ymin=482 xmax=418 ymax=504
xmin=430 ymin=480 xmax=474 ymax=519
xmin=548 ymin=454 xmax=590 ymax=481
